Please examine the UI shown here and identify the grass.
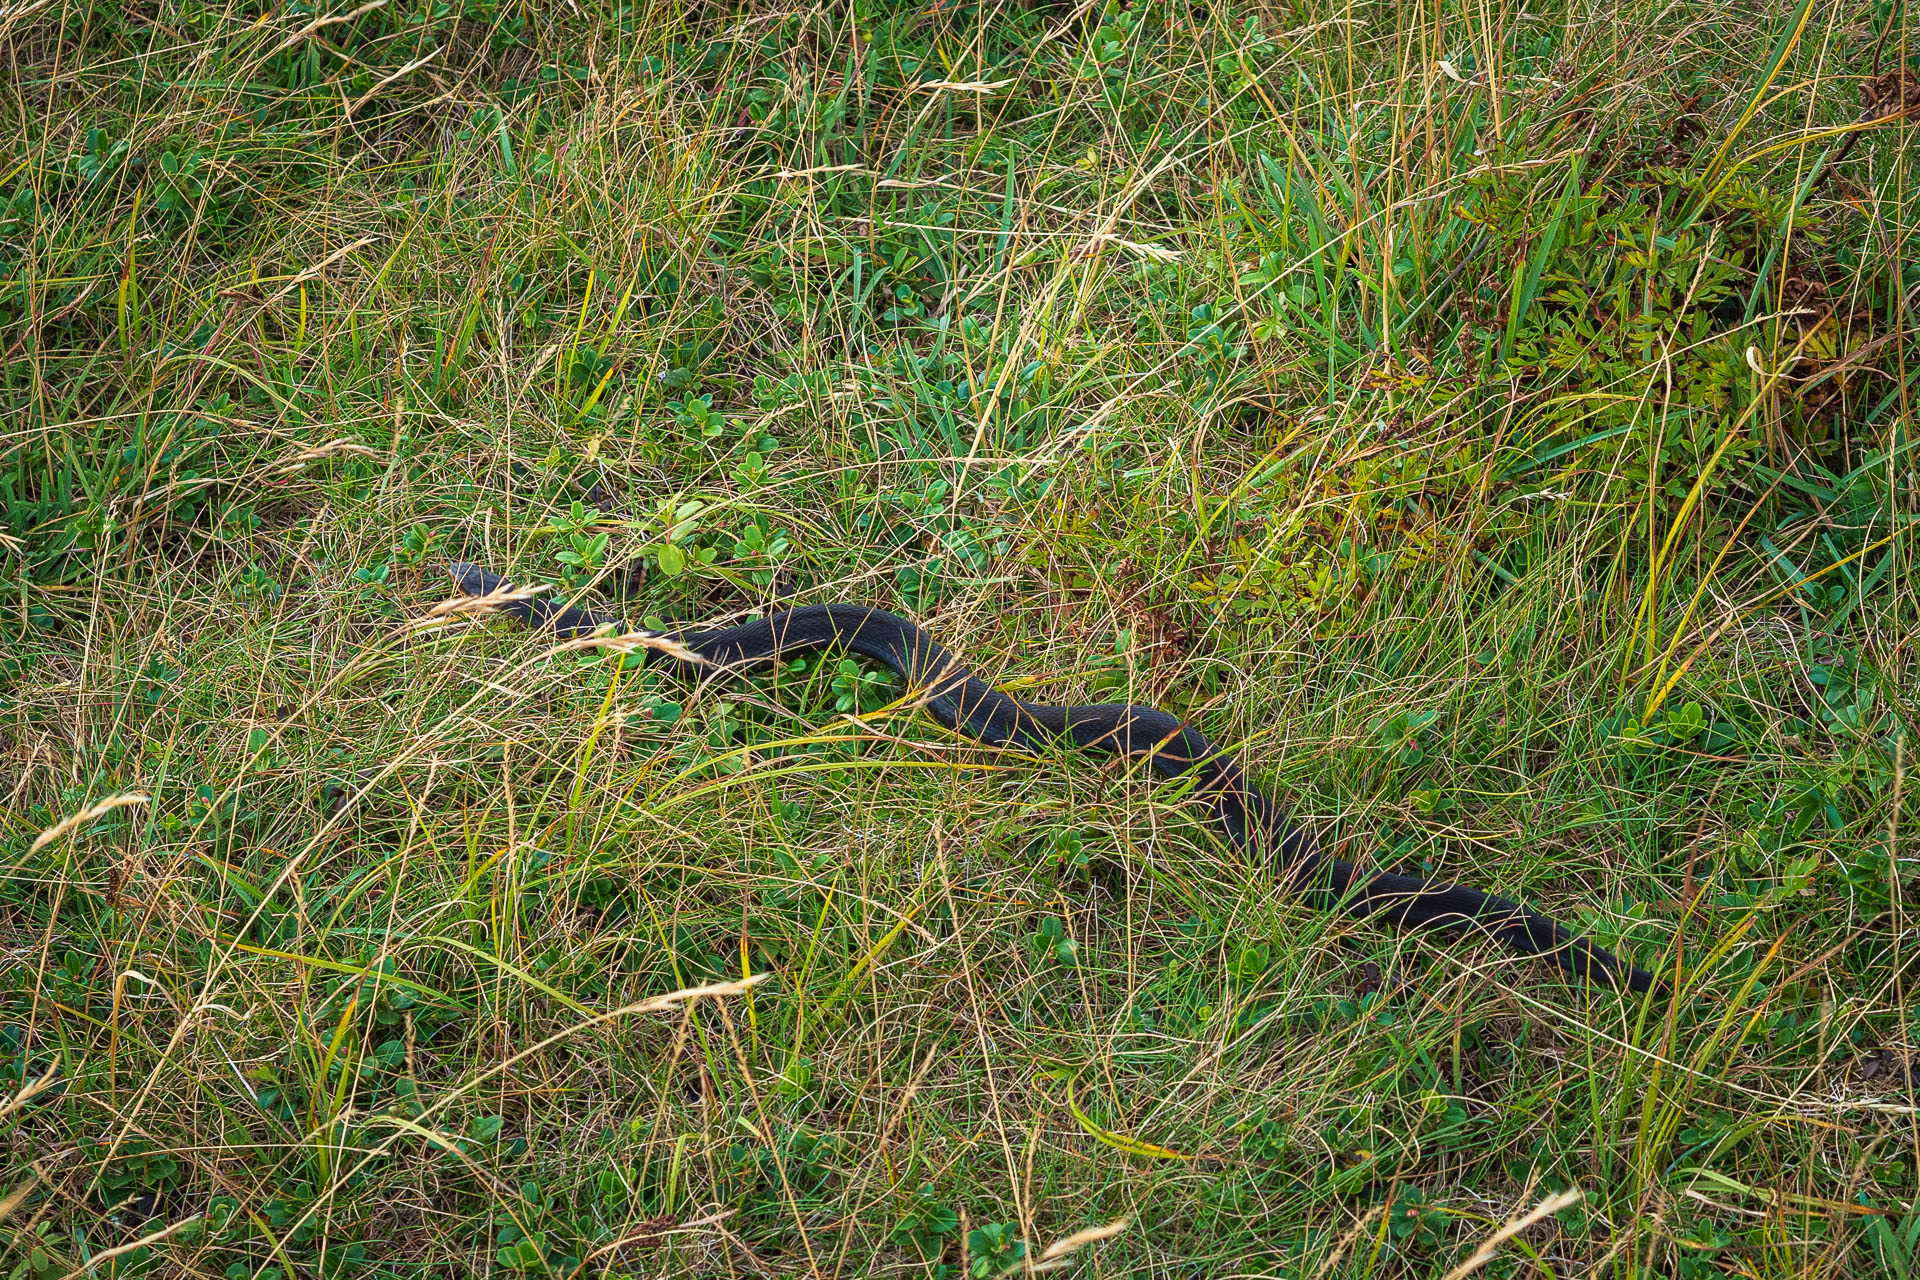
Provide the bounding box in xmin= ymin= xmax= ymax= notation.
xmin=2 ymin=0 xmax=1917 ymax=1274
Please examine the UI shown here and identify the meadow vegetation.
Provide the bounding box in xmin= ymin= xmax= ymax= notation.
xmin=2 ymin=0 xmax=1918 ymax=1273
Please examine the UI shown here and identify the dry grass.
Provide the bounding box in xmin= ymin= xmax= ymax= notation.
xmin=2 ymin=0 xmax=1917 ymax=1275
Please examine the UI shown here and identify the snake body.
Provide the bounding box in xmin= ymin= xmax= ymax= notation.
xmin=450 ymin=560 xmax=1657 ymax=994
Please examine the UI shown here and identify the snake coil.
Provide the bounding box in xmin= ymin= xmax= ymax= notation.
xmin=451 ymin=561 xmax=1658 ymax=995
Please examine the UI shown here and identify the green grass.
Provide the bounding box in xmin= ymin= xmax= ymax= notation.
xmin=3 ymin=0 xmax=1917 ymax=1275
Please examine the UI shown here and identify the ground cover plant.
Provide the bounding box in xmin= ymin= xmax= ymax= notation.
xmin=2 ymin=0 xmax=1918 ymax=1273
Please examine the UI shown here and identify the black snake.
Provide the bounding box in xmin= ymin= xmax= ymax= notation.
xmin=450 ymin=560 xmax=1659 ymax=995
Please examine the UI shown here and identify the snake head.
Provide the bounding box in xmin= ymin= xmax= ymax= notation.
xmin=445 ymin=559 xmax=614 ymax=637
xmin=448 ymin=561 xmax=502 ymax=597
